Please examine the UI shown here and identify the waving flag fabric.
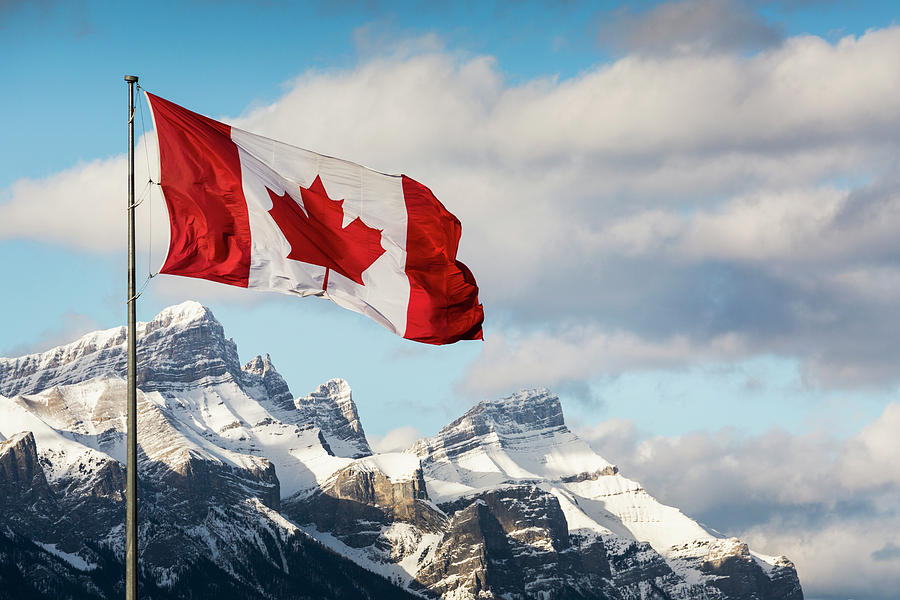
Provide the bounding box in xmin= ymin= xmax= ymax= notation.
xmin=146 ymin=93 xmax=483 ymax=344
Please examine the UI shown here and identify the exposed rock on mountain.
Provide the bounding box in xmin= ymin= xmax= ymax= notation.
xmin=0 ymin=302 xmax=802 ymax=600
xmin=414 ymin=485 xmax=618 ymax=599
xmin=0 ymin=302 xmax=246 ymax=398
xmin=286 ymin=453 xmax=446 ymax=550
xmin=294 ymin=379 xmax=372 ymax=459
xmin=242 ymin=353 xmax=294 ymax=408
xmin=0 ymin=431 xmax=53 ymax=505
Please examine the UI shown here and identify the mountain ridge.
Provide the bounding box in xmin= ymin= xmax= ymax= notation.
xmin=0 ymin=301 xmax=803 ymax=600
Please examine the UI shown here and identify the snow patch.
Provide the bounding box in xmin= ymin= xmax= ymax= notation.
xmin=299 ymin=525 xmax=431 ymax=598
xmin=356 ymin=452 xmax=420 ymax=482
xmin=35 ymin=542 xmax=97 ymax=571
xmin=0 ymin=393 xmax=117 ymax=486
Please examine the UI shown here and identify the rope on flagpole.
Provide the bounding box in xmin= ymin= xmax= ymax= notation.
xmin=135 ymin=86 xmax=158 ymax=283
xmin=126 ymin=273 xmax=155 ymax=304
xmin=128 ymin=179 xmax=151 ymax=210
xmin=136 ymin=84 xmax=153 ymax=181
xmin=120 ymin=84 xmax=159 ymax=309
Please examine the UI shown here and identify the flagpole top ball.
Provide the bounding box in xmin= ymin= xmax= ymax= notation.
xmin=124 ymin=75 xmax=139 ymax=83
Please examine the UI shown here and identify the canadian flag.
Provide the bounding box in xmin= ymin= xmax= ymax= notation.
xmin=146 ymin=93 xmax=483 ymax=344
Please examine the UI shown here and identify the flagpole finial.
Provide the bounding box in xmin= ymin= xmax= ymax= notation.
xmin=124 ymin=75 xmax=139 ymax=83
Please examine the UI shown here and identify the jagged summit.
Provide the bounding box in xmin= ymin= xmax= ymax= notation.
xmin=148 ymin=300 xmax=215 ymax=329
xmin=296 ymin=378 xmax=372 ymax=459
xmin=0 ymin=302 xmax=241 ymax=398
xmin=442 ymin=388 xmax=565 ymax=437
xmin=0 ymin=302 xmax=216 ymax=368
xmin=242 ymin=353 xmax=294 ymax=407
xmin=409 ymin=389 xmax=616 ymax=498
xmin=0 ymin=430 xmax=36 ymax=454
xmin=242 ymin=352 xmax=275 ymax=375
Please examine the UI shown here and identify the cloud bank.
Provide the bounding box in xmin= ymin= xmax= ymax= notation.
xmin=579 ymin=402 xmax=900 ymax=600
xmin=4 ymin=25 xmax=900 ymax=396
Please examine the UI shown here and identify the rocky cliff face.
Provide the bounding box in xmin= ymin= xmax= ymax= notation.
xmin=242 ymin=353 xmax=294 ymax=408
xmin=414 ymin=486 xmax=618 ymax=599
xmin=286 ymin=455 xmax=446 ymax=551
xmin=0 ymin=302 xmax=803 ymax=600
xmin=0 ymin=431 xmax=53 ymax=505
xmin=294 ymin=379 xmax=372 ymax=459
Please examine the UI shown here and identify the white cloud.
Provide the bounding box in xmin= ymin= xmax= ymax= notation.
xmin=7 ymin=29 xmax=900 ymax=270
xmin=368 ymin=425 xmax=423 ymax=453
xmin=460 ymin=327 xmax=749 ymax=396
xmin=0 ymin=133 xmax=167 ymax=257
xmin=0 ymin=155 xmax=125 ymax=253
xmin=4 ymin=28 xmax=900 ymax=387
xmin=577 ymin=402 xmax=900 ymax=600
xmin=742 ymin=519 xmax=900 ymax=600
xmin=826 ymin=265 xmax=900 ymax=304
xmin=582 ymin=184 xmax=900 ymax=266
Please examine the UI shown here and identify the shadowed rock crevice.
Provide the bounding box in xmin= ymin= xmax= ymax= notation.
xmin=415 ymin=486 xmax=619 ymax=599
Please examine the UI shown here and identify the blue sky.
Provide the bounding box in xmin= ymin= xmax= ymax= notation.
xmin=2 ymin=2 xmax=900 ymax=596
xmin=1 ymin=0 xmax=895 ymax=438
xmin=1 ymin=0 xmax=895 ymax=186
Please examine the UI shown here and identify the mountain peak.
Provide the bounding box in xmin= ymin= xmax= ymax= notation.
xmin=407 ymin=388 xmax=620 ymax=501
xmin=316 ymin=378 xmax=352 ymax=397
xmin=0 ymin=300 xmax=239 ymax=398
xmin=296 ymin=379 xmax=372 ymax=459
xmin=0 ymin=430 xmax=34 ymax=451
xmin=0 ymin=307 xmax=804 ymax=600
xmin=443 ymin=388 xmax=565 ymax=438
xmin=242 ymin=353 xmax=293 ymax=407
xmin=147 ymin=301 xmax=217 ymax=330
xmin=242 ymin=353 xmax=274 ymax=376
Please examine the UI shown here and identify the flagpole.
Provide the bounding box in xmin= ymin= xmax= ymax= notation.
xmin=124 ymin=73 xmax=139 ymax=600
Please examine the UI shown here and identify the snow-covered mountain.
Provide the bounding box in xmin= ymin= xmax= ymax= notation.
xmin=0 ymin=302 xmax=802 ymax=599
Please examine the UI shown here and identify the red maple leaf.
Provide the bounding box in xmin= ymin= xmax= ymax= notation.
xmin=266 ymin=176 xmax=385 ymax=286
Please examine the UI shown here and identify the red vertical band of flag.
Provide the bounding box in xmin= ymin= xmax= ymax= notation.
xmin=148 ymin=93 xmax=251 ymax=287
xmin=402 ymin=176 xmax=484 ymax=344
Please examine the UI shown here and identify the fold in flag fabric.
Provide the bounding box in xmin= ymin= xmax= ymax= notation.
xmin=146 ymin=93 xmax=483 ymax=344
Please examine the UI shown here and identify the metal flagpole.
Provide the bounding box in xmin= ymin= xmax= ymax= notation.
xmin=124 ymin=73 xmax=139 ymax=600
